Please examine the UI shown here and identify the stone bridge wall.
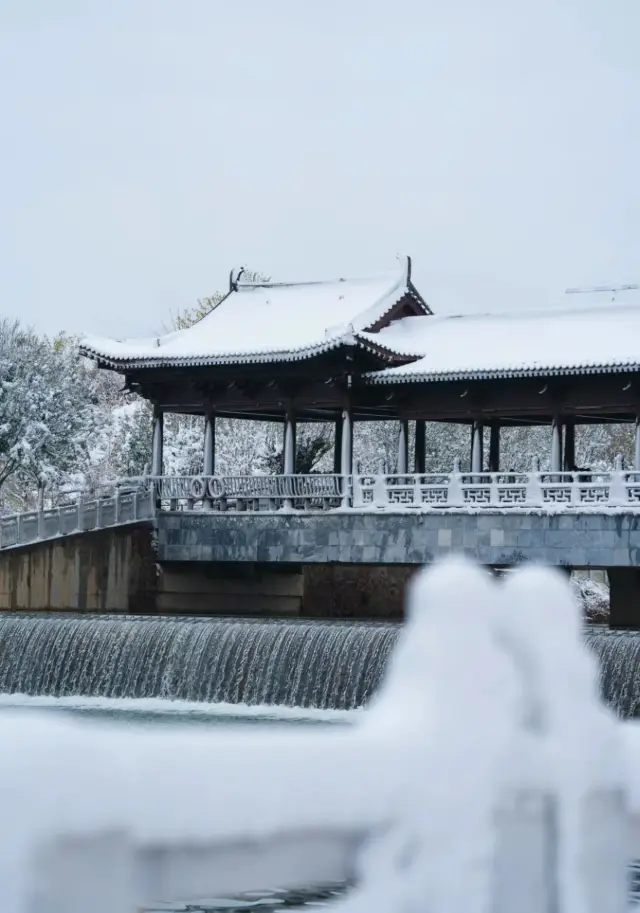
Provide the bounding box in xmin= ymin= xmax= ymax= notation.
xmin=0 ymin=524 xmax=158 ymax=612
xmin=2 ymin=512 xmax=639 ymax=623
xmin=157 ymin=512 xmax=640 ymax=568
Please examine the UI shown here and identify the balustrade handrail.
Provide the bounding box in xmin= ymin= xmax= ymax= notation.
xmin=2 ymin=469 xmax=640 ymax=545
xmin=139 ymin=469 xmax=640 ymax=513
xmin=0 ymin=484 xmax=155 ymax=550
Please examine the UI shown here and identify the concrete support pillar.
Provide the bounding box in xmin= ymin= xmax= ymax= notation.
xmin=333 ymin=416 xmax=343 ymax=474
xmin=608 ymin=568 xmax=640 ymax=629
xmin=564 ymin=420 xmax=575 ymax=471
xmin=340 ymin=408 xmax=353 ymax=476
xmin=151 ymin=408 xmax=164 ymax=477
xmin=397 ymin=420 xmax=409 ymax=474
xmin=283 ymin=408 xmax=296 ymax=474
xmin=203 ymin=412 xmax=216 ymax=475
xmin=488 ymin=422 xmax=500 ymax=472
xmin=414 ymin=419 xmax=426 ymax=474
xmin=471 ymin=421 xmax=484 ymax=473
xmin=634 ymin=417 xmax=640 ymax=470
xmin=551 ymin=418 xmax=562 ymax=473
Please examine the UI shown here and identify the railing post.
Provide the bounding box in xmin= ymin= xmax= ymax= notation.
xmin=571 ymin=469 xmax=582 ymax=506
xmin=524 ymin=457 xmax=543 ymax=507
xmin=608 ymin=454 xmax=627 ymax=507
xmin=114 ymin=487 xmax=121 ymax=525
xmin=132 ymin=490 xmax=139 ymax=521
xmin=37 ymin=506 xmax=45 ymax=540
xmin=16 ymin=513 xmax=23 ymax=544
xmin=76 ymin=493 xmax=85 ymax=532
xmin=491 ymin=790 xmax=559 ymax=913
xmin=446 ymin=458 xmax=464 ymax=507
xmin=412 ymin=474 xmax=423 ymax=507
xmin=373 ymin=461 xmax=387 ymax=509
xmin=352 ymin=472 xmax=364 ymax=508
xmin=30 ymin=830 xmax=134 ymax=913
xmin=580 ymin=787 xmax=629 ymax=913
xmin=490 ymin=472 xmax=501 ymax=506
xmin=96 ymin=497 xmax=103 ymax=529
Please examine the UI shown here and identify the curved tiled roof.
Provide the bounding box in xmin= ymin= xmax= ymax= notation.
xmin=80 ymin=256 xmax=429 ymax=369
xmin=365 ymin=295 xmax=640 ymax=383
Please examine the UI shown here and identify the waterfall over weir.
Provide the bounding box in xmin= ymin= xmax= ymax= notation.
xmin=0 ymin=615 xmax=399 ymax=710
xmin=0 ymin=615 xmax=638 ymax=715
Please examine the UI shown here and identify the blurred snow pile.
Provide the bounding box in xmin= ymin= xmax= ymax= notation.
xmin=341 ymin=557 xmax=627 ymax=913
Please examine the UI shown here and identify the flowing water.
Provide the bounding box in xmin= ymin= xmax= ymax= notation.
xmin=585 ymin=628 xmax=640 ymax=718
xmin=0 ymin=614 xmax=639 ymax=716
xmin=0 ymin=614 xmax=398 ymax=709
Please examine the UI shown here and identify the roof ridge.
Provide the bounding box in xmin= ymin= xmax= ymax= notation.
xmin=433 ymin=297 xmax=640 ymax=323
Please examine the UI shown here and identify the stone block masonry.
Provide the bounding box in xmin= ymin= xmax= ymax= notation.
xmin=0 ymin=524 xmax=158 ymax=612
xmin=156 ymin=512 xmax=640 ymax=568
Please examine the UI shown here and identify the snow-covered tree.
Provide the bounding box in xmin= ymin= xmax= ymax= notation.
xmin=0 ymin=322 xmax=105 ymax=509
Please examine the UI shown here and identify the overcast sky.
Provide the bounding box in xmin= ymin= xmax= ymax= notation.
xmin=0 ymin=0 xmax=638 ymax=338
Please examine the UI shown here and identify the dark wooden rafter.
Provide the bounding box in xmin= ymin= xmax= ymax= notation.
xmin=363 ymin=284 xmax=432 ymax=333
xmin=118 ymin=345 xmax=640 ymax=427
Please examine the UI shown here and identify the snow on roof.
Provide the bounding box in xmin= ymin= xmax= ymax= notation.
xmin=365 ymin=293 xmax=640 ymax=382
xmin=80 ymin=256 xmax=427 ymax=368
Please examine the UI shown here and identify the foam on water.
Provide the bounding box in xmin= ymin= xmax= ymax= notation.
xmin=0 ymin=693 xmax=358 ymax=724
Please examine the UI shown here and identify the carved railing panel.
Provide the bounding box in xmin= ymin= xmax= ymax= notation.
xmin=149 ymin=469 xmax=640 ymax=513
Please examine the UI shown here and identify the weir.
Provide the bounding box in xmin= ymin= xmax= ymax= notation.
xmin=0 ymin=615 xmax=397 ymax=709
xmin=0 ymin=615 xmax=639 ymax=716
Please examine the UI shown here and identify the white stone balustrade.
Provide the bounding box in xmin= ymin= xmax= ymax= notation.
xmin=3 ymin=467 xmax=640 ymax=551
xmin=150 ymin=468 xmax=640 ymax=513
xmin=0 ymin=559 xmax=634 ymax=912
xmin=0 ymin=485 xmax=154 ymax=551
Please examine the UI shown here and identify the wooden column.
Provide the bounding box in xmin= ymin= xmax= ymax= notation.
xmin=283 ymin=408 xmax=296 ymax=474
xmin=488 ymin=422 xmax=500 ymax=472
xmin=563 ymin=420 xmax=575 ymax=471
xmin=397 ymin=420 xmax=409 ymax=474
xmin=203 ymin=411 xmax=216 ymax=475
xmin=340 ymin=408 xmax=353 ymax=476
xmin=414 ymin=419 xmax=426 ymax=474
xmin=635 ymin=417 xmax=640 ymax=470
xmin=333 ymin=416 xmax=343 ymax=474
xmin=151 ymin=407 xmax=164 ymax=477
xmin=551 ymin=418 xmax=562 ymax=472
xmin=471 ymin=421 xmax=484 ymax=473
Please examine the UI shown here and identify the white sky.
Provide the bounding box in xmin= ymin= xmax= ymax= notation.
xmin=0 ymin=0 xmax=638 ymax=337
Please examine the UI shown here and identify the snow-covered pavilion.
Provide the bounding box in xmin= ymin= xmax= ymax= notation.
xmin=80 ymin=256 xmax=430 ymax=476
xmin=80 ymin=257 xmax=640 ymax=476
